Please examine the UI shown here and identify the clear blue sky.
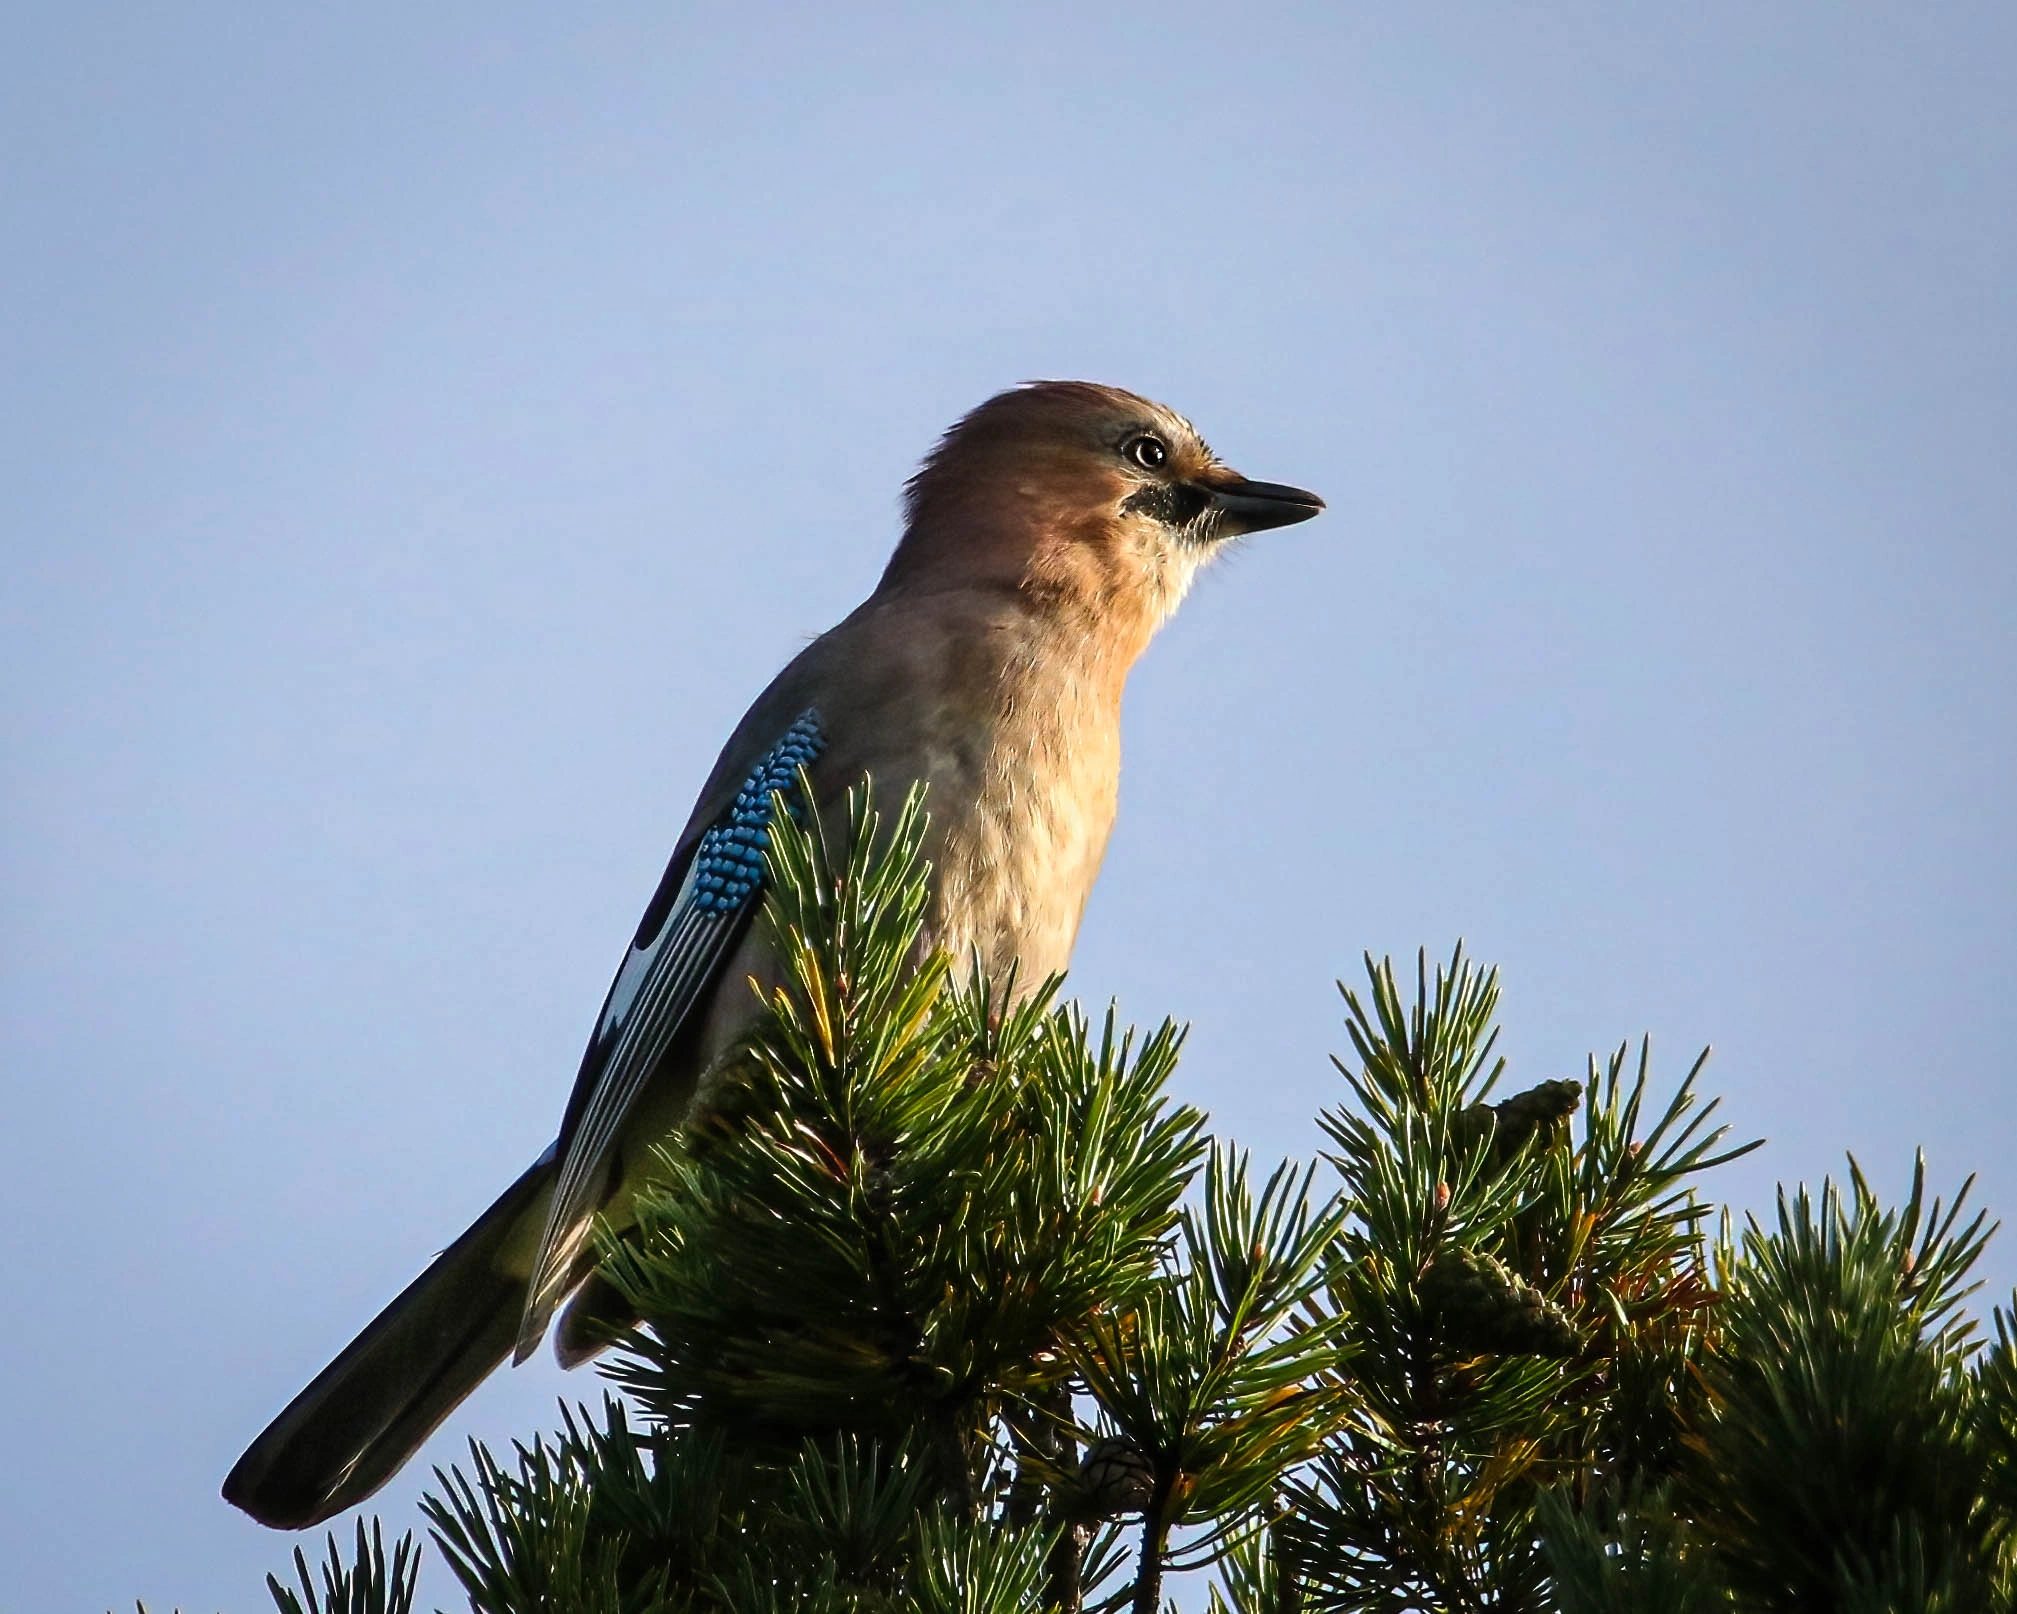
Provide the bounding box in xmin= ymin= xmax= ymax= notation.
xmin=4 ymin=6 xmax=2013 ymax=1608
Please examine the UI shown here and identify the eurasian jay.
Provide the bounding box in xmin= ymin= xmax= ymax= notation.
xmin=223 ymin=380 xmax=1323 ymax=1529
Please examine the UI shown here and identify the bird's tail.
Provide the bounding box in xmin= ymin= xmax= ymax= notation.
xmin=222 ymin=1153 xmax=558 ymax=1530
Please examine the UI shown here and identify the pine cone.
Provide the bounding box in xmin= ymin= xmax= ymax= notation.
xmin=1420 ymin=1248 xmax=1580 ymax=1357
xmin=1072 ymin=1436 xmax=1156 ymax=1520
xmin=1490 ymin=1079 xmax=1583 ymax=1152
xmin=1452 ymin=1078 xmax=1583 ymax=1163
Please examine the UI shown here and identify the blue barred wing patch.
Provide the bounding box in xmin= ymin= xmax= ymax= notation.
xmin=689 ymin=711 xmax=825 ymax=911
xmin=514 ymin=709 xmax=826 ymax=1358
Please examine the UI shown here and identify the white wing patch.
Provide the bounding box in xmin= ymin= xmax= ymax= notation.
xmin=595 ymin=860 xmax=699 ymax=1042
xmin=513 ymin=708 xmax=826 ymax=1362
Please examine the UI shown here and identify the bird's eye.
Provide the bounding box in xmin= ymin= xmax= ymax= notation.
xmin=1124 ymin=434 xmax=1168 ymax=471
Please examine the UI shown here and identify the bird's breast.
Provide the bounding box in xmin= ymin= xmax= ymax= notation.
xmin=922 ymin=655 xmax=1123 ymax=989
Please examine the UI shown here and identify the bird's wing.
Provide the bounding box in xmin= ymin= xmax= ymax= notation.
xmin=513 ymin=707 xmax=828 ymax=1360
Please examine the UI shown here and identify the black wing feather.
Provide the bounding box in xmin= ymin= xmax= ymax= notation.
xmin=512 ymin=709 xmax=826 ymax=1360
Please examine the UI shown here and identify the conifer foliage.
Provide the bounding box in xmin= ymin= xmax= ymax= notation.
xmin=237 ymin=783 xmax=2017 ymax=1613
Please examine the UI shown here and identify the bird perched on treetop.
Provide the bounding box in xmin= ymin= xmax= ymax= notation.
xmin=223 ymin=380 xmax=1323 ymax=1530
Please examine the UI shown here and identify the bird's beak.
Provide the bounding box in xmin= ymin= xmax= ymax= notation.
xmin=1198 ymin=475 xmax=1325 ymax=536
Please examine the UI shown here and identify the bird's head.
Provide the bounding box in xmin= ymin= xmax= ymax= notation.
xmin=883 ymin=381 xmax=1323 ymax=657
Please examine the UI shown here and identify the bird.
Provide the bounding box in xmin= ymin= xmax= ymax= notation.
xmin=222 ymin=380 xmax=1323 ymax=1530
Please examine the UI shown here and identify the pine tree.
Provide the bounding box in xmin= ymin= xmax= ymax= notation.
xmin=224 ymin=782 xmax=2017 ymax=1614
xmin=1543 ymin=1161 xmax=2017 ymax=1612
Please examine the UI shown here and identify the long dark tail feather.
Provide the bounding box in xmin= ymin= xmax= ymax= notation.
xmin=223 ymin=1155 xmax=557 ymax=1530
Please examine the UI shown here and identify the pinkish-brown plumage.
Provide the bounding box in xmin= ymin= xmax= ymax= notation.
xmin=690 ymin=382 xmax=1315 ymax=986
xmin=223 ymin=381 xmax=1322 ymax=1531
